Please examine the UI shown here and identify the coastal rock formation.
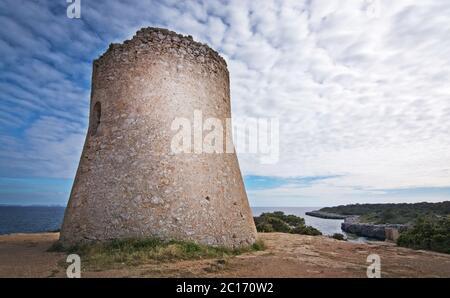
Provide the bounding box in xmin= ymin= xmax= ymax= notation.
xmin=60 ymin=27 xmax=257 ymax=248
xmin=341 ymin=217 xmax=408 ymax=240
xmin=305 ymin=211 xmax=348 ymax=220
xmin=306 ymin=210 xmax=409 ymax=240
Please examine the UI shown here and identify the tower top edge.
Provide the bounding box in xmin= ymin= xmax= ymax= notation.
xmin=94 ymin=27 xmax=227 ymax=69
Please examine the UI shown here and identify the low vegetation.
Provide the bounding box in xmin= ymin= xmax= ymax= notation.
xmin=254 ymin=211 xmax=322 ymax=236
xmin=318 ymin=202 xmax=450 ymax=254
xmin=49 ymin=237 xmax=265 ymax=270
xmin=331 ymin=233 xmax=346 ymax=241
xmin=397 ymin=216 xmax=450 ymax=254
xmin=319 ymin=201 xmax=450 ymax=224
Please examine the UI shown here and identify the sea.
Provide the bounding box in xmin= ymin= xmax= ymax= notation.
xmin=252 ymin=207 xmax=344 ymax=236
xmin=0 ymin=206 xmax=367 ymax=242
xmin=0 ymin=206 xmax=65 ymax=235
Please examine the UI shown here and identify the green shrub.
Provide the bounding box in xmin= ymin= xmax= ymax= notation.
xmin=254 ymin=222 xmax=275 ymax=233
xmin=292 ymin=225 xmax=322 ymax=236
xmin=254 ymin=211 xmax=322 ymax=236
xmin=255 ymin=216 xmax=292 ymax=233
xmin=319 ymin=201 xmax=450 ymax=224
xmin=331 ymin=233 xmax=346 ymax=241
xmin=397 ymin=216 xmax=450 ymax=254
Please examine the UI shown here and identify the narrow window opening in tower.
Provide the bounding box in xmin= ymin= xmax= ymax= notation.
xmin=91 ymin=102 xmax=101 ymax=136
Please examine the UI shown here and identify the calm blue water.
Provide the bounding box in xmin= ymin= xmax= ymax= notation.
xmin=252 ymin=207 xmax=344 ymax=236
xmin=252 ymin=207 xmax=370 ymax=242
xmin=0 ymin=206 xmax=363 ymax=241
xmin=0 ymin=206 xmax=65 ymax=235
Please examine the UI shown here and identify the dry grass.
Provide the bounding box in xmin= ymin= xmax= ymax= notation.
xmin=49 ymin=237 xmax=265 ymax=270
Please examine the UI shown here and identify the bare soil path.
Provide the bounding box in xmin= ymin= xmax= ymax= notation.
xmin=0 ymin=232 xmax=449 ymax=278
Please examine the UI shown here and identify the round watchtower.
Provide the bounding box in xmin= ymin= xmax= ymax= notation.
xmin=60 ymin=27 xmax=257 ymax=248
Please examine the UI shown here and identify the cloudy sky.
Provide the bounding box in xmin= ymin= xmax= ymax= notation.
xmin=1 ymin=0 xmax=450 ymax=206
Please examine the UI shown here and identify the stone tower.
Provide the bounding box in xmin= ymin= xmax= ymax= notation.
xmin=60 ymin=27 xmax=257 ymax=248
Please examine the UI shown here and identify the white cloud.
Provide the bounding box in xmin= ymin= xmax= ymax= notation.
xmin=1 ymin=0 xmax=450 ymax=203
xmin=224 ymin=0 xmax=450 ymax=194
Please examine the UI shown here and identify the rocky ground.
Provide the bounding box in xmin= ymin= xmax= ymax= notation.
xmin=0 ymin=232 xmax=449 ymax=278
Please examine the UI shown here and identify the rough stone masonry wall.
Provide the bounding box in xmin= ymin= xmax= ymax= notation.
xmin=60 ymin=27 xmax=257 ymax=248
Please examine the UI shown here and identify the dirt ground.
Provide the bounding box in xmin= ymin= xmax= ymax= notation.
xmin=0 ymin=232 xmax=449 ymax=278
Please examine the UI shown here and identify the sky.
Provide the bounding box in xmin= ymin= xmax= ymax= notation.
xmin=0 ymin=0 xmax=450 ymax=206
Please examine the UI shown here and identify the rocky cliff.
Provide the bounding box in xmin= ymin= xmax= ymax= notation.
xmin=341 ymin=216 xmax=409 ymax=240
